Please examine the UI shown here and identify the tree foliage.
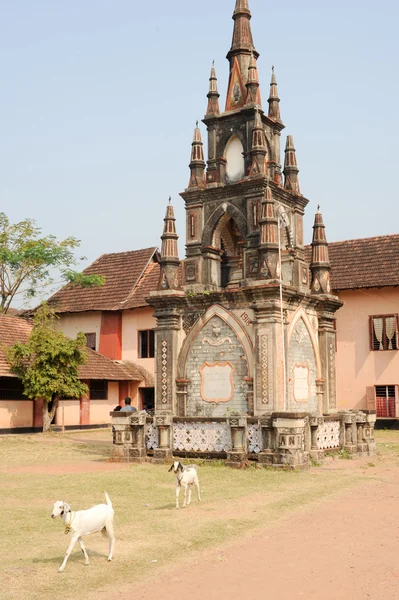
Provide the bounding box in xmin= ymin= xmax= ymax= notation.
xmin=7 ymin=303 xmax=89 ymax=431
xmin=0 ymin=212 xmax=105 ymax=313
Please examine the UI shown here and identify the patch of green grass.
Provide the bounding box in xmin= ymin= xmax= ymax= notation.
xmin=0 ymin=429 xmax=397 ymax=600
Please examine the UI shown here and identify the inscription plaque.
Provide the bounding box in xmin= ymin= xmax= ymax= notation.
xmin=200 ymin=361 xmax=235 ymax=404
xmin=293 ymin=364 xmax=310 ymax=403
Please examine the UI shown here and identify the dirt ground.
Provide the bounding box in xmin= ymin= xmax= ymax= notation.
xmin=98 ymin=457 xmax=399 ymax=600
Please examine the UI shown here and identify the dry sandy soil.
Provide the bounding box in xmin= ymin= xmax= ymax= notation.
xmin=97 ymin=457 xmax=399 ymax=600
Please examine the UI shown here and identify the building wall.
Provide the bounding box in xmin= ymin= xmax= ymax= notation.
xmin=0 ymin=400 xmax=33 ymax=429
xmin=336 ymin=287 xmax=399 ymax=410
xmin=90 ymin=382 xmax=119 ymax=424
xmin=57 ymin=312 xmax=102 ymax=351
xmin=54 ymin=400 xmax=80 ymax=427
xmin=122 ymin=307 xmax=156 ymax=375
xmin=0 ymin=382 xmax=120 ymax=431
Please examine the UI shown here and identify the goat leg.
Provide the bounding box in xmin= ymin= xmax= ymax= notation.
xmin=78 ymin=537 xmax=89 ymax=565
xmin=59 ymin=533 xmax=79 ymax=573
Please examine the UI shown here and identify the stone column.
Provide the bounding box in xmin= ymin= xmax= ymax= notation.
xmin=258 ymin=415 xmax=274 ymax=465
xmin=272 ymin=412 xmax=309 ymax=469
xmin=309 ymin=415 xmax=325 ymax=462
xmin=153 ymin=308 xmax=183 ymax=416
xmin=363 ymin=411 xmax=377 ymax=455
xmin=226 ymin=416 xmax=248 ymax=467
xmin=356 ymin=412 xmax=367 ymax=454
xmin=342 ymin=412 xmax=357 ymax=455
xmin=129 ymin=412 xmax=147 ymax=463
xmin=152 ymin=415 xmax=173 ymax=464
xmin=110 ymin=412 xmax=134 ymax=462
xmin=318 ymin=313 xmax=338 ymax=414
xmin=253 ymin=302 xmax=282 ymax=415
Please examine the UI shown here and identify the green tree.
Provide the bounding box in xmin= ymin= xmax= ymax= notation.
xmin=7 ymin=303 xmax=89 ymax=432
xmin=0 ymin=212 xmax=104 ymax=313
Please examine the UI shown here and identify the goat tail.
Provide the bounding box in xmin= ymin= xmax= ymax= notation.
xmin=104 ymin=492 xmax=112 ymax=508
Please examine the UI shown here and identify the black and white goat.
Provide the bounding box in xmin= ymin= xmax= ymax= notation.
xmin=51 ymin=492 xmax=115 ymax=573
xmin=168 ymin=461 xmax=201 ymax=509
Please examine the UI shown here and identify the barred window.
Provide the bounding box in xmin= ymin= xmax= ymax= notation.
xmin=370 ymin=315 xmax=398 ymax=351
xmin=0 ymin=377 xmax=26 ymax=400
xmin=375 ymin=385 xmax=396 ymax=418
xmin=90 ymin=380 xmax=108 ymax=400
xmin=138 ymin=330 xmax=155 ymax=358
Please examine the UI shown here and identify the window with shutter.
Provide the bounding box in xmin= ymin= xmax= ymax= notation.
xmin=138 ymin=330 xmax=155 ymax=358
xmin=375 ymin=385 xmax=396 ymax=417
xmin=369 ymin=315 xmax=399 ymax=351
xmin=84 ymin=333 xmax=96 ymax=351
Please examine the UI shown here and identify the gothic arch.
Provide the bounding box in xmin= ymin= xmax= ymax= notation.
xmin=177 ymin=304 xmax=254 ymax=380
xmin=202 ymin=202 xmax=247 ymax=248
xmin=287 ymin=307 xmax=321 ymax=378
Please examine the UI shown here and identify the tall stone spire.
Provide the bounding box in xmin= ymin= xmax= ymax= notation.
xmin=206 ymin=62 xmax=220 ymax=117
xmin=249 ymin=110 xmax=267 ymax=176
xmin=188 ymin=123 xmax=206 ymax=188
xmin=226 ymin=0 xmax=259 ymax=110
xmin=158 ymin=199 xmax=180 ymax=291
xmin=259 ymin=185 xmax=279 ymax=279
xmin=268 ymin=67 xmax=281 ymax=122
xmin=310 ymin=207 xmax=331 ymax=294
xmin=283 ymin=135 xmax=300 ymax=194
xmin=245 ymin=53 xmax=261 ymax=106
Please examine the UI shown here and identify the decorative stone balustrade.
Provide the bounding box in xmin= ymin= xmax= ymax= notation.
xmin=110 ymin=409 xmax=377 ymax=466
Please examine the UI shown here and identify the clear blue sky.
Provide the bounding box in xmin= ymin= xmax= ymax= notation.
xmin=1 ymin=0 xmax=398 ymax=292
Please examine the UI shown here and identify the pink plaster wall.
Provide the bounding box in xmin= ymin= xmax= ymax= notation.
xmin=0 ymin=401 xmax=33 ymax=429
xmin=336 ymin=287 xmax=399 ymax=410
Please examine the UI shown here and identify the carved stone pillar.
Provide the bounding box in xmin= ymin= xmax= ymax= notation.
xmin=356 ymin=412 xmax=367 ymax=454
xmin=342 ymin=412 xmax=357 ymax=454
xmin=309 ymin=415 xmax=325 ymax=462
xmin=110 ymin=412 xmax=135 ymax=462
xmin=363 ymin=411 xmax=377 ymax=455
xmin=318 ymin=313 xmax=339 ymax=414
xmin=258 ymin=415 xmax=274 ymax=465
xmin=129 ymin=412 xmax=147 ymax=463
xmin=271 ymin=412 xmax=309 ymax=468
xmin=226 ymin=416 xmax=248 ymax=467
xmin=152 ymin=415 xmax=173 ymax=464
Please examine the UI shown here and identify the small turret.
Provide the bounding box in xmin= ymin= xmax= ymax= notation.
xmin=158 ymin=199 xmax=180 ymax=291
xmin=268 ymin=66 xmax=281 ymax=122
xmin=249 ymin=110 xmax=267 ymax=176
xmin=283 ymin=135 xmax=300 ymax=194
xmin=206 ymin=62 xmax=220 ymax=117
xmin=310 ymin=207 xmax=331 ymax=294
xmin=245 ymin=53 xmax=261 ymax=106
xmin=188 ymin=123 xmax=206 ymax=188
xmin=258 ymin=185 xmax=279 ymax=279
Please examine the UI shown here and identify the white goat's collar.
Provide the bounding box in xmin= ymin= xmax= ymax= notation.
xmin=64 ymin=511 xmax=75 ymax=535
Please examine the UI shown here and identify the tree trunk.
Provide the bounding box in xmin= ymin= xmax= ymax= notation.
xmin=42 ymin=399 xmax=59 ymax=433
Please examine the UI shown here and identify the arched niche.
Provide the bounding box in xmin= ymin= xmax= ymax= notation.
xmin=225 ymin=136 xmax=245 ymax=183
xmin=177 ymin=304 xmax=253 ymax=381
xmin=286 ymin=308 xmax=321 ymax=413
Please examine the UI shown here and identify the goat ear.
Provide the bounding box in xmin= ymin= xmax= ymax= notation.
xmin=168 ymin=464 xmax=174 ymax=472
xmin=63 ymin=502 xmax=70 ymax=513
xmin=179 ymin=462 xmax=184 ymax=472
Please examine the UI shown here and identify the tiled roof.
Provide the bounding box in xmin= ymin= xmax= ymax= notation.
xmin=0 ymin=315 xmax=144 ymax=382
xmin=121 ymin=362 xmax=155 ymax=386
xmin=47 ymin=247 xmax=159 ymax=313
xmin=79 ymin=351 xmax=142 ymax=381
xmin=306 ymin=234 xmax=399 ymax=291
xmin=123 ymin=262 xmax=161 ymax=310
xmin=0 ymin=315 xmax=33 ymax=377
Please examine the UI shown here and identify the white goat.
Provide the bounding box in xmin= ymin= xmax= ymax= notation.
xmin=51 ymin=492 xmax=115 ymax=573
xmin=168 ymin=461 xmax=201 ymax=509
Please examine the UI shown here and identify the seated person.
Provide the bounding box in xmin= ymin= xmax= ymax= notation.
xmin=120 ymin=397 xmax=137 ymax=412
